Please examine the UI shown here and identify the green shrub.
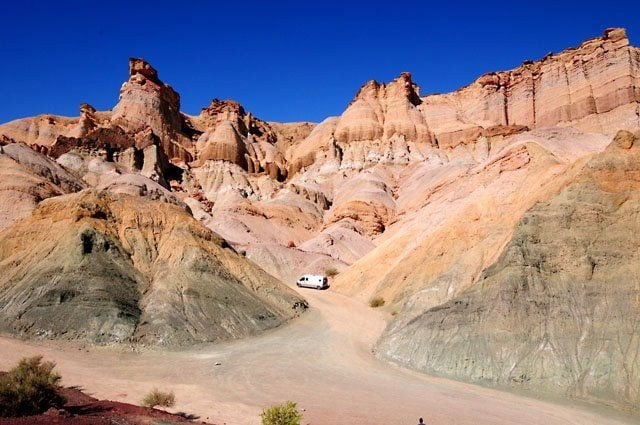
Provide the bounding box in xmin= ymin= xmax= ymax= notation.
xmin=325 ymin=267 xmax=339 ymax=277
xmin=369 ymin=296 xmax=385 ymax=308
xmin=142 ymin=388 xmax=175 ymax=408
xmin=261 ymin=400 xmax=302 ymax=425
xmin=0 ymin=355 xmax=66 ymax=417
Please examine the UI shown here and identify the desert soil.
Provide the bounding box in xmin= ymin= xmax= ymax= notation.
xmin=0 ymin=283 xmax=634 ymax=425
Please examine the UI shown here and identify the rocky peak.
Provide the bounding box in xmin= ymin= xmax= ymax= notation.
xmin=351 ymin=72 xmax=422 ymax=106
xmin=388 ymin=72 xmax=422 ymax=106
xmin=191 ymin=98 xmax=287 ymax=179
xmin=199 ymin=98 xmax=248 ymax=130
xmin=79 ymin=102 xmax=96 ymax=115
xmin=73 ymin=103 xmax=98 ymax=137
xmin=332 ymin=71 xmax=433 ymax=150
xmin=111 ymin=58 xmax=188 ymax=161
xmin=202 ymin=98 xmax=246 ymax=117
xmin=351 ymin=80 xmax=382 ymax=103
xmin=128 ymin=57 xmax=162 ymax=85
xmin=602 ymin=27 xmax=628 ymax=43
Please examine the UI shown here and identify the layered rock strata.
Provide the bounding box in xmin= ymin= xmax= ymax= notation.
xmin=0 ymin=189 xmax=307 ymax=345
xmin=378 ymin=131 xmax=640 ymax=412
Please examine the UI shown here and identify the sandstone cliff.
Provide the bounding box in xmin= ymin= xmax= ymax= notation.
xmin=286 ymin=28 xmax=639 ymax=175
xmin=423 ymin=27 xmax=640 ymax=148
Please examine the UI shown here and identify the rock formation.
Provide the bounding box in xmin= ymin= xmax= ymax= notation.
xmin=286 ymin=27 xmax=639 ymax=172
xmin=0 ymin=189 xmax=306 ymax=345
xmin=378 ymin=131 xmax=640 ymax=412
xmin=189 ymin=99 xmax=289 ymax=180
xmin=0 ymin=27 xmax=639 ymax=414
xmin=111 ymin=58 xmax=191 ymax=160
xmin=0 ymin=143 xmax=84 ymax=230
xmin=335 ymin=72 xmax=434 ymax=146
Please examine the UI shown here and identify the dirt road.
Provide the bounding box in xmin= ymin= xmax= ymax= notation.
xmin=0 ymin=285 xmax=634 ymax=424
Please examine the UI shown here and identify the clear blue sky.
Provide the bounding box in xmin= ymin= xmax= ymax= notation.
xmin=1 ymin=1 xmax=639 ymax=124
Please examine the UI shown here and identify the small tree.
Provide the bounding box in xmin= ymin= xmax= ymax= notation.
xmin=142 ymin=388 xmax=175 ymax=408
xmin=261 ymin=400 xmax=302 ymax=425
xmin=0 ymin=355 xmax=66 ymax=417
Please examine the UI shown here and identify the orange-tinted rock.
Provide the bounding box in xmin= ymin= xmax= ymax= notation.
xmin=111 ymin=58 xmax=193 ymax=162
xmin=424 ymin=27 xmax=639 ymax=140
xmin=190 ymin=99 xmax=287 ymax=179
xmin=335 ymin=72 xmax=434 ymax=146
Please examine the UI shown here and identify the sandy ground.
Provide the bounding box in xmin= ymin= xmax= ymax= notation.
xmin=0 ymin=284 xmax=635 ymax=425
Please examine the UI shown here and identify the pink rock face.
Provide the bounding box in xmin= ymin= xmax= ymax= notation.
xmin=285 ymin=29 xmax=639 ymax=173
xmin=196 ymin=122 xmax=247 ymax=167
xmin=190 ymin=98 xmax=289 ymax=179
xmin=335 ymin=72 xmax=434 ymax=146
xmin=423 ymin=27 xmax=640 ymax=145
xmin=2 ymin=28 xmax=637 ymax=180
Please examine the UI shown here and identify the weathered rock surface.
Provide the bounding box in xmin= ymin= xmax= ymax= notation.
xmin=378 ymin=131 xmax=640 ymax=412
xmin=335 ymin=72 xmax=434 ymax=146
xmin=2 ymin=30 xmax=636 ymax=290
xmin=332 ymin=128 xmax=610 ymax=310
xmin=189 ymin=99 xmax=290 ymax=181
xmin=421 ymin=28 xmax=640 ymax=147
xmin=111 ymin=58 xmax=192 ymax=161
xmin=0 ymin=143 xmax=84 ymax=230
xmin=0 ymin=190 xmax=307 ymax=345
xmin=286 ymin=28 xmax=639 ymax=172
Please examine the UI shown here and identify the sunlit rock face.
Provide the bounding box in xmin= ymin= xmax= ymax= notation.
xmin=0 ymin=28 xmax=639 ymax=412
xmin=190 ymin=98 xmax=289 ymax=180
xmin=421 ymin=27 xmax=640 ymax=147
xmin=378 ymin=131 xmax=640 ymax=412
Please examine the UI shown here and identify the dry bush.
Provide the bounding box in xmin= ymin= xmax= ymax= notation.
xmin=0 ymin=355 xmax=65 ymax=417
xmin=142 ymin=388 xmax=175 ymax=408
xmin=261 ymin=400 xmax=302 ymax=425
xmin=369 ymin=296 xmax=385 ymax=308
xmin=325 ymin=267 xmax=339 ymax=277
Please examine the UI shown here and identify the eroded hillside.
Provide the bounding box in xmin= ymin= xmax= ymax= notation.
xmin=0 ymin=182 xmax=306 ymax=345
xmin=378 ymin=131 xmax=640 ymax=411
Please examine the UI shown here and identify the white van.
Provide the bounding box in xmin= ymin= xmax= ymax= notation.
xmin=296 ymin=274 xmax=328 ymax=290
